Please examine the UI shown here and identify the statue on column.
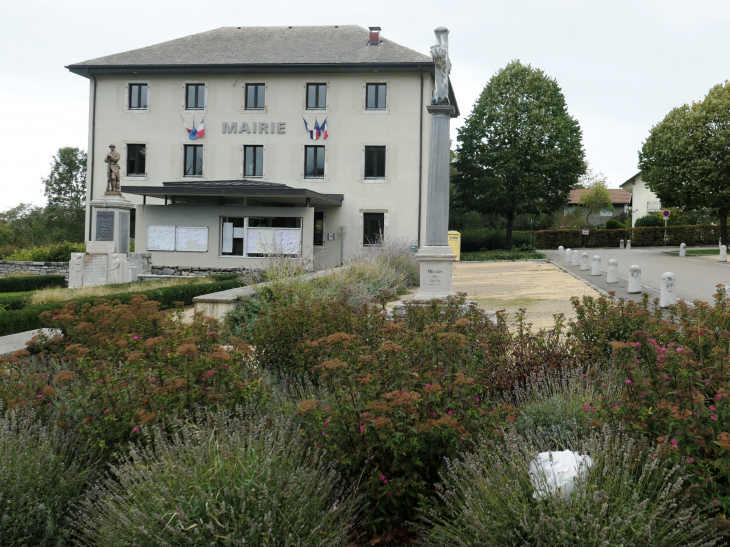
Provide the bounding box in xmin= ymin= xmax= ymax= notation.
xmin=430 ymin=27 xmax=451 ymax=105
xmin=104 ymin=144 xmax=121 ymax=194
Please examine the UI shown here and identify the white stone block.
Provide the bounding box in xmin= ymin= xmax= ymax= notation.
xmin=679 ymin=243 xmax=686 ymax=257
xmin=558 ymin=245 xmax=564 ymax=256
xmin=660 ymin=272 xmax=677 ymax=308
xmin=68 ymin=253 xmax=84 ymax=289
xmin=591 ymin=255 xmax=601 ymax=276
xmin=572 ymin=250 xmax=580 ymax=266
xmin=607 ymin=259 xmax=618 ymax=283
xmin=414 ymin=245 xmax=456 ymax=300
xmin=626 ymin=240 xmax=631 ymax=250
xmin=628 ymin=265 xmax=641 ymax=294
xmin=86 ymin=241 xmax=115 ymax=254
xmin=580 ymin=252 xmax=589 ymax=271
xmin=721 ymin=245 xmax=728 ymax=263
xmin=565 ymin=248 xmax=572 ymax=263
xmin=620 ymin=239 xmax=624 ymax=250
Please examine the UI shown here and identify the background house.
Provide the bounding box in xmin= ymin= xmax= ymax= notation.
xmin=565 ymin=188 xmax=632 ymax=226
xmin=620 ymin=172 xmax=662 ymax=226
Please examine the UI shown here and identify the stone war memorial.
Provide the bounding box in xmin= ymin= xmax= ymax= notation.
xmin=414 ymin=27 xmax=457 ymax=300
xmin=69 ymin=144 xmax=151 ymax=288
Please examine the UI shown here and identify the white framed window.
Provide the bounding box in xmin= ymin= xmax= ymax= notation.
xmin=365 ymin=83 xmax=387 ymax=110
xmin=220 ymin=216 xmax=302 ymax=257
xmin=600 ymin=209 xmax=613 ymax=217
xmin=243 ymin=145 xmax=264 ymax=177
xmin=184 ymin=145 xmax=203 ymax=177
xmin=184 ymin=83 xmax=206 ymax=110
xmin=125 ymin=82 xmax=151 ymax=113
xmin=647 ymin=201 xmax=662 ymax=212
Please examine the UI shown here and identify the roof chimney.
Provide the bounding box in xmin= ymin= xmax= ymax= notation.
xmin=368 ymin=27 xmax=381 ymax=45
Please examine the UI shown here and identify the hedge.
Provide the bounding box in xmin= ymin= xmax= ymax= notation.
xmin=0 ymin=278 xmax=243 ymax=336
xmin=460 ymin=228 xmax=532 ymax=252
xmin=0 ymin=292 xmax=32 ymax=311
xmin=534 ymin=225 xmax=721 ymax=249
xmin=0 ymin=275 xmax=67 ymax=294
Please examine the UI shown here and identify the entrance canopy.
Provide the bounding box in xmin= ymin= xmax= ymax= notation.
xmin=123 ymin=180 xmax=343 ymax=207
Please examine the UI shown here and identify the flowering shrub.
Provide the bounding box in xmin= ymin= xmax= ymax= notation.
xmin=571 ymin=288 xmax=730 ymax=513
xmin=424 ymin=427 xmax=726 ymax=546
xmin=263 ymin=296 xmax=578 ymax=529
xmin=74 ymin=409 xmax=357 ymax=546
xmin=0 ymin=296 xmax=266 ymax=455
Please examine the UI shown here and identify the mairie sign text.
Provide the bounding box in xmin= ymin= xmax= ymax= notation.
xmin=222 ymin=122 xmax=286 ymax=134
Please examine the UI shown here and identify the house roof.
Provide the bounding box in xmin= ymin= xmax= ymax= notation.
xmin=122 ymin=180 xmax=344 ymax=207
xmin=620 ymin=172 xmax=642 ymax=189
xmin=67 ymin=26 xmax=432 ymax=70
xmin=568 ymin=188 xmax=632 ymax=205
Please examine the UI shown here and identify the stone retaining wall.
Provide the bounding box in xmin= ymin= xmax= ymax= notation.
xmin=151 ymin=265 xmax=248 ymax=277
xmin=0 ymin=260 xmax=69 ymax=278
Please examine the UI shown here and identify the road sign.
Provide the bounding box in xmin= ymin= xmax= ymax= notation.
xmin=582 ymin=229 xmax=589 ymax=235
xmin=663 ymin=210 xmax=670 ymax=218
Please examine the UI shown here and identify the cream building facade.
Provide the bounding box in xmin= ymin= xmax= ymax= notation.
xmin=620 ymin=172 xmax=662 ymax=226
xmin=67 ymin=26 xmax=458 ymax=269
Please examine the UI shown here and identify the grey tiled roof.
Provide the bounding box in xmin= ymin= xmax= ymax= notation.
xmin=68 ymin=26 xmax=432 ymax=68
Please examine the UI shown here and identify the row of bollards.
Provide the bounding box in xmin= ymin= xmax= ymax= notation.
xmin=557 ymin=245 xmax=677 ymax=307
xmin=679 ymin=242 xmax=727 ymax=261
xmin=619 ymin=239 xmax=631 ymax=250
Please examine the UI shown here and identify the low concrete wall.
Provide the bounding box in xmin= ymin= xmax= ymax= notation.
xmin=0 ymin=261 xmax=69 ymax=278
xmin=151 ymin=265 xmax=251 ymax=277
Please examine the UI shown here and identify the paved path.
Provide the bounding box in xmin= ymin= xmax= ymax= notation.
xmin=0 ymin=328 xmax=59 ymax=357
xmin=542 ymin=247 xmax=730 ymax=305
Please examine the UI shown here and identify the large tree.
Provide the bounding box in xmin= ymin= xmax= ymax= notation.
xmin=454 ymin=60 xmax=585 ymax=248
xmin=579 ymin=180 xmax=613 ymax=224
xmin=41 ymin=147 xmax=87 ymax=243
xmin=639 ymin=82 xmax=730 ymax=245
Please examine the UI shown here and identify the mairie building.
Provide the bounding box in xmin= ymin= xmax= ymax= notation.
xmin=67 ymin=25 xmax=458 ymax=269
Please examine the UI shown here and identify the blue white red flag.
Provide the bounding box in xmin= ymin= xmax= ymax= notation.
xmin=303 ymin=117 xmax=324 ymax=140
xmin=320 ymin=118 xmax=328 ymax=140
xmin=181 ymin=115 xmax=205 ymax=140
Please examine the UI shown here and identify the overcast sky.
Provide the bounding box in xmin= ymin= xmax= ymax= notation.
xmin=2 ymin=0 xmax=729 ymax=211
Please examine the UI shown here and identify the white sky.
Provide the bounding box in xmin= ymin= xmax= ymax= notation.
xmin=2 ymin=0 xmax=730 ymax=211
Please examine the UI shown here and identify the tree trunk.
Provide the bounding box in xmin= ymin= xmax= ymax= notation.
xmin=505 ymin=215 xmax=514 ymax=250
xmin=721 ymin=207 xmax=728 ymax=247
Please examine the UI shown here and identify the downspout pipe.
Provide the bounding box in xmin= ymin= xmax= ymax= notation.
xmin=417 ymin=67 xmax=424 ymax=248
xmin=88 ymin=70 xmax=97 ymax=241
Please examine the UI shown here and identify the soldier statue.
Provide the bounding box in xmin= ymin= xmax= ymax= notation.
xmin=104 ymin=144 xmax=121 ymax=193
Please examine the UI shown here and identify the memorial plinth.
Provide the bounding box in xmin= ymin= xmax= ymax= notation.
xmin=89 ymin=193 xmax=135 ymax=255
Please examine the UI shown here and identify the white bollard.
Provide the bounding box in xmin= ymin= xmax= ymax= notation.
xmin=607 ymin=259 xmax=618 ymax=283
xmin=565 ymin=248 xmax=572 ymax=263
xmin=721 ymin=238 xmax=723 ymax=248
xmin=558 ymin=245 xmax=564 ymax=257
xmin=620 ymin=239 xmax=625 ymax=250
xmin=572 ymin=250 xmax=580 ymax=266
xmin=721 ymin=245 xmax=728 ymax=262
xmin=660 ymin=272 xmax=677 ymax=308
xmin=628 ymin=265 xmax=642 ymax=294
xmin=591 ymin=255 xmax=601 ymax=276
xmin=580 ymin=252 xmax=590 ymax=271
xmin=626 ymin=239 xmax=631 ymax=250
xmin=679 ymin=243 xmax=686 ymax=257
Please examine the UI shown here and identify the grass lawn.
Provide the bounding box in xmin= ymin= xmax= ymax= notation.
xmin=461 ymin=249 xmax=546 ymax=261
xmin=664 ymin=248 xmax=719 ymax=256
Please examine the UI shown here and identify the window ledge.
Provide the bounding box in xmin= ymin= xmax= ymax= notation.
xmin=363 ymin=178 xmax=389 ymax=184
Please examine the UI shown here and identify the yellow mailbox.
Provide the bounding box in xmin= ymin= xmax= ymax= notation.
xmin=448 ymin=230 xmax=461 ymax=261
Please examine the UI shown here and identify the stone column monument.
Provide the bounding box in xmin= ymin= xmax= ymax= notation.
xmin=414 ymin=27 xmax=457 ymax=300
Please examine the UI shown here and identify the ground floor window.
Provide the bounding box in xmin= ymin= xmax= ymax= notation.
xmin=363 ymin=212 xmax=384 ymax=246
xmin=314 ymin=212 xmax=324 ymax=246
xmin=221 ymin=216 xmax=302 ymax=256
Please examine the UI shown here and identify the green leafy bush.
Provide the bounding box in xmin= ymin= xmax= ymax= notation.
xmin=460 ymin=228 xmax=532 ymax=252
xmin=460 ymin=250 xmax=545 ymax=261
xmin=0 ymin=407 xmax=97 ymax=547
xmin=532 ymin=228 xmax=628 ymax=248
xmin=74 ymin=410 xmax=356 ymax=547
xmin=635 ymin=214 xmax=663 ymax=227
xmin=0 ymin=277 xmax=242 ymax=336
xmin=605 ymin=218 xmax=625 ymax=229
xmin=0 ymin=274 xmax=66 ymax=293
xmin=0 ymin=291 xmax=33 ymax=310
xmin=425 ymin=428 xmax=725 ymax=546
xmin=534 ymin=225 xmax=721 ymax=248
xmin=0 ymin=296 xmax=264 ymax=456
xmin=5 ymin=241 xmax=86 ymax=262
xmin=244 ymin=296 xmax=577 ymax=529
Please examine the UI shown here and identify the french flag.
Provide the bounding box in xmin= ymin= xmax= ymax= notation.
xmin=321 ymin=118 xmax=328 ymax=139
xmin=187 ymin=117 xmax=205 ymax=140
xmin=303 ymin=118 xmax=322 ymax=140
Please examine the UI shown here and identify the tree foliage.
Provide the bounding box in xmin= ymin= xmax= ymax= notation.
xmin=453 ymin=60 xmax=585 ymax=248
xmin=639 ymin=81 xmax=730 ymax=244
xmin=578 ymin=180 xmax=613 ymax=224
xmin=42 ymin=147 xmax=87 ymax=212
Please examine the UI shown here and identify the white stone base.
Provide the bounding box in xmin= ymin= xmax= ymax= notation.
xmin=413 ymin=245 xmax=457 ymax=300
